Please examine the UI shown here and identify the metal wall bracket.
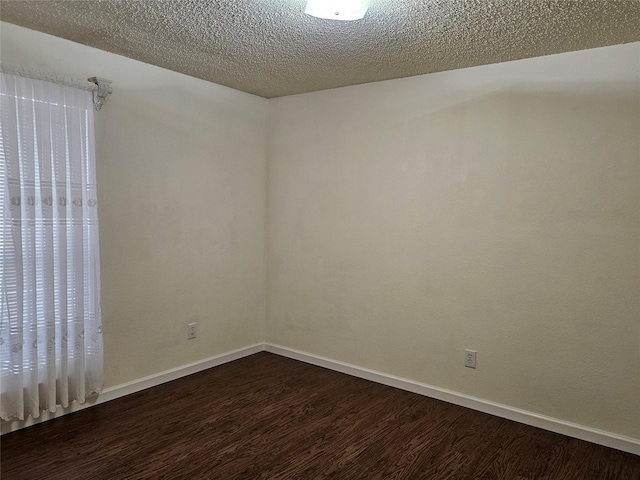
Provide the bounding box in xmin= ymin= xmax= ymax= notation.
xmin=88 ymin=76 xmax=113 ymax=111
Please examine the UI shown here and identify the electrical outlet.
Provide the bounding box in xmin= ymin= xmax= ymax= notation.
xmin=465 ymin=349 xmax=477 ymax=369
xmin=187 ymin=322 xmax=198 ymax=340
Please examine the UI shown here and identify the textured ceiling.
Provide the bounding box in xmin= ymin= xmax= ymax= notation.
xmin=1 ymin=0 xmax=639 ymax=98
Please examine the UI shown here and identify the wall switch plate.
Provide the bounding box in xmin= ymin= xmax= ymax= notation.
xmin=465 ymin=349 xmax=477 ymax=369
xmin=187 ymin=322 xmax=198 ymax=340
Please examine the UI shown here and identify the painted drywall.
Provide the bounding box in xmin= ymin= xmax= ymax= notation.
xmin=0 ymin=22 xmax=268 ymax=388
xmin=1 ymin=19 xmax=638 ymax=444
xmin=267 ymin=43 xmax=640 ymax=439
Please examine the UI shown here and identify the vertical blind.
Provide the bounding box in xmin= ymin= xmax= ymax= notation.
xmin=0 ymin=71 xmax=103 ymax=421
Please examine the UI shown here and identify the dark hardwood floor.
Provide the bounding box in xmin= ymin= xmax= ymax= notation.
xmin=1 ymin=352 xmax=638 ymax=479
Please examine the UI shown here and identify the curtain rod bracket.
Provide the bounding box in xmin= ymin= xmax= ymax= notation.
xmin=88 ymin=76 xmax=113 ymax=111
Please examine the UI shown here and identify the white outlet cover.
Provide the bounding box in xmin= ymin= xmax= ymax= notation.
xmin=465 ymin=350 xmax=477 ymax=369
xmin=187 ymin=322 xmax=198 ymax=339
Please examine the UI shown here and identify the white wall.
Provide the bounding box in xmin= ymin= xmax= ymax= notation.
xmin=267 ymin=43 xmax=640 ymax=439
xmin=1 ymin=22 xmax=268 ymax=387
xmin=2 ymin=20 xmax=638 ymax=443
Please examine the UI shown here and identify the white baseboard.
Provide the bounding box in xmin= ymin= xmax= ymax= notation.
xmin=264 ymin=343 xmax=640 ymax=456
xmin=0 ymin=343 xmax=264 ymax=435
xmin=4 ymin=341 xmax=638 ymax=456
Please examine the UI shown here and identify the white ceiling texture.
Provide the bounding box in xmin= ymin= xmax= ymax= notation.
xmin=1 ymin=0 xmax=639 ymax=98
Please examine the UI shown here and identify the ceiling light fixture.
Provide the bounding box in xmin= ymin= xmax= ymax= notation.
xmin=304 ymin=0 xmax=371 ymax=21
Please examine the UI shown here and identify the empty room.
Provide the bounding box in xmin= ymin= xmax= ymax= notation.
xmin=0 ymin=1 xmax=639 ymax=478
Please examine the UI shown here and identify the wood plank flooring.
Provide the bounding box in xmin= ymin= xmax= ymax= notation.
xmin=1 ymin=352 xmax=638 ymax=479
